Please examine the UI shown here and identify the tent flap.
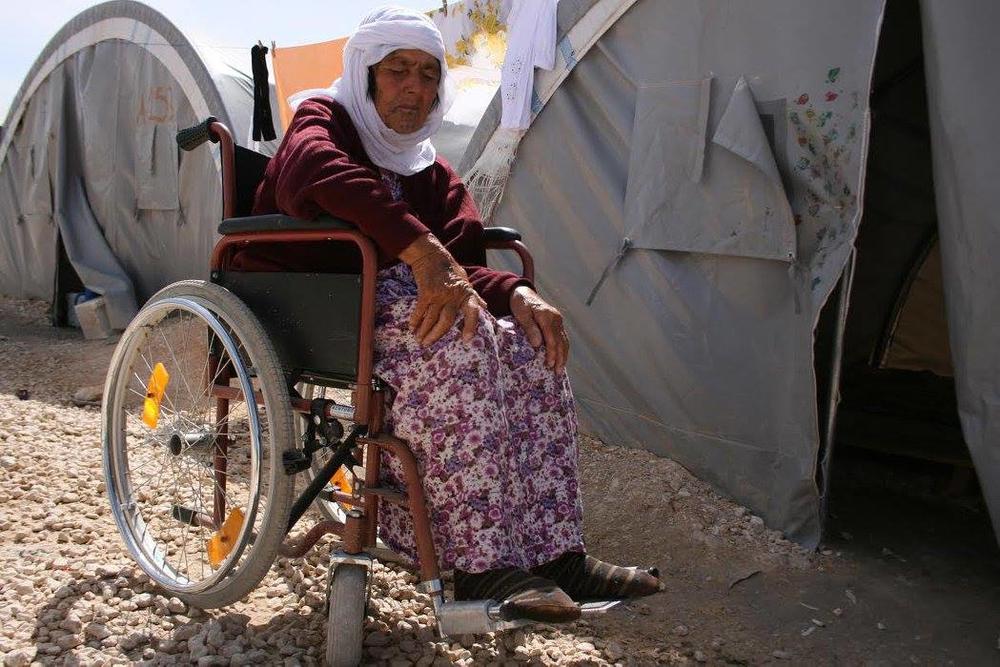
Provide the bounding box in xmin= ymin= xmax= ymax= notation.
xmin=625 ymin=75 xmax=796 ymax=263
xmin=920 ymin=0 xmax=1000 ymax=541
xmin=136 ymin=121 xmax=179 ymax=211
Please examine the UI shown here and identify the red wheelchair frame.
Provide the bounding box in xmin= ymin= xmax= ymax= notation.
xmin=200 ymin=119 xmax=535 ymax=586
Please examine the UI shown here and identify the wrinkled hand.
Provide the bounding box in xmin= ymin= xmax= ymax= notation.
xmin=403 ymin=235 xmax=485 ymax=347
xmin=510 ymin=286 xmax=569 ymax=372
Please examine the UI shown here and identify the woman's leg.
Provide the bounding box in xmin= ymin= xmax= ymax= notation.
xmin=492 ymin=316 xmax=586 ymax=567
xmin=372 ymin=265 xmax=586 ymax=573
xmin=373 ymin=265 xmax=523 ymax=573
xmin=491 ymin=318 xmax=661 ymax=600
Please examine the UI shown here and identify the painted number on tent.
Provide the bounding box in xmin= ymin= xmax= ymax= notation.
xmin=139 ymin=86 xmax=175 ymax=123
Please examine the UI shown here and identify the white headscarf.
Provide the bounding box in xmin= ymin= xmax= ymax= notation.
xmin=288 ymin=6 xmax=455 ymax=176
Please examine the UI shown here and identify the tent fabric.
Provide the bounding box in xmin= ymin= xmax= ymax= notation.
xmin=919 ymin=0 xmax=1000 ymax=542
xmin=623 ymin=75 xmax=797 ymax=264
xmin=0 ymin=1 xmax=277 ymax=326
xmin=463 ymin=0 xmax=887 ymax=546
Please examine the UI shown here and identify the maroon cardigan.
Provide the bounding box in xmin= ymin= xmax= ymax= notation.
xmin=242 ymin=98 xmax=529 ymax=316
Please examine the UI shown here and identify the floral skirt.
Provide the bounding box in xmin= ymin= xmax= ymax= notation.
xmin=372 ymin=264 xmax=585 ymax=573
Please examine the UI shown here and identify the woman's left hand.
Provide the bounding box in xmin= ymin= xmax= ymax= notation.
xmin=510 ymin=286 xmax=570 ymax=372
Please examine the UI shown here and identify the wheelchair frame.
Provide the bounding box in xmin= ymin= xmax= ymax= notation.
xmin=104 ymin=119 xmax=620 ymax=664
xmin=203 ymin=119 xmax=536 ymax=581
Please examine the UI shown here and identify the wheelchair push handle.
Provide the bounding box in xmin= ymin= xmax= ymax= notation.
xmin=176 ymin=116 xmax=220 ymax=152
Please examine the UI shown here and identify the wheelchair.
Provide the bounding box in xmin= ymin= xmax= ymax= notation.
xmin=100 ymin=118 xmax=619 ymax=666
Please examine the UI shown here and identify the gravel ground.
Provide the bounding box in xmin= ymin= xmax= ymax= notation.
xmin=5 ymin=295 xmax=995 ymax=666
xmin=0 ymin=296 xmax=809 ymax=666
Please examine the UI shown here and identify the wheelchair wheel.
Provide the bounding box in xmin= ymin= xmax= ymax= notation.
xmin=295 ymin=383 xmax=355 ymax=525
xmin=102 ymin=280 xmax=295 ymax=609
xmin=325 ymin=563 xmax=367 ymax=667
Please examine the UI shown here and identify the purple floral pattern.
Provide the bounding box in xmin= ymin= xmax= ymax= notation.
xmin=372 ymin=263 xmax=585 ymax=573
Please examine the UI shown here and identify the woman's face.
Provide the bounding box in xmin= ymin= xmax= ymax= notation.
xmin=372 ymin=49 xmax=441 ymax=134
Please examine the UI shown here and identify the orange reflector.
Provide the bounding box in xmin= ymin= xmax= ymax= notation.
xmin=141 ymin=362 xmax=170 ymax=428
xmin=332 ymin=467 xmax=354 ymax=509
xmin=206 ymin=507 xmax=245 ymax=568
xmin=331 ymin=467 xmax=353 ymax=493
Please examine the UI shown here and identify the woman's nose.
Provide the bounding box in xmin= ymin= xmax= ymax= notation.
xmin=401 ymin=71 xmax=422 ymax=95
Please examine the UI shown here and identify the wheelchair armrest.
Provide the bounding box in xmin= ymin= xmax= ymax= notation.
xmin=219 ymin=214 xmax=354 ymax=236
xmin=482 ymin=227 xmax=533 ymax=282
xmin=483 ymin=227 xmax=521 ymax=244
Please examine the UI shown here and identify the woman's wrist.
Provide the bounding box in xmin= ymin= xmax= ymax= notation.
xmin=399 ymin=233 xmax=447 ymax=267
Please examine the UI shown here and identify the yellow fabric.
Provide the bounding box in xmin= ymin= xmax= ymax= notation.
xmin=272 ymin=38 xmax=348 ymax=130
xmin=883 ymin=241 xmax=954 ymax=377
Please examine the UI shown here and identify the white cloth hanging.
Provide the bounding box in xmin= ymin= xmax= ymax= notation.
xmin=465 ymin=0 xmax=559 ymax=219
xmin=500 ymin=0 xmax=559 ymax=129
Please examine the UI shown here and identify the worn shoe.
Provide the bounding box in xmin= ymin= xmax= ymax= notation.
xmin=531 ymin=551 xmax=664 ymax=601
xmin=454 ymin=567 xmax=581 ymax=623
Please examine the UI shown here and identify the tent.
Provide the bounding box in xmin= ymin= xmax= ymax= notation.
xmin=0 ymin=0 xmax=499 ymax=328
xmin=459 ymin=0 xmax=1000 ymax=547
xmin=0 ymin=0 xmax=281 ymax=329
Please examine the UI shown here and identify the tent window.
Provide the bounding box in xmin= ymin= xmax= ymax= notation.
xmin=136 ymin=121 xmax=178 ymax=211
xmin=13 ymin=98 xmax=54 ymax=221
xmin=624 ymin=77 xmax=796 ymax=262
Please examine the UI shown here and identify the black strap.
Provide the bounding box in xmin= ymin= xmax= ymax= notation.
xmin=251 ymin=44 xmax=276 ymax=142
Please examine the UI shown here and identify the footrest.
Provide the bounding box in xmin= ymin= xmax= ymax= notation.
xmin=435 ymin=598 xmax=624 ymax=637
xmin=436 ymin=600 xmax=518 ymax=636
xmin=580 ymin=600 xmax=624 ymax=614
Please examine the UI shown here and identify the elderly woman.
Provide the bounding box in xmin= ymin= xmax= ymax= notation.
xmin=250 ymin=7 xmax=660 ymax=621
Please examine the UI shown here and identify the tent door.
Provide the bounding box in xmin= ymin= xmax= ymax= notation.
xmin=816 ymin=0 xmax=987 ymax=545
xmin=51 ymin=223 xmax=85 ymax=328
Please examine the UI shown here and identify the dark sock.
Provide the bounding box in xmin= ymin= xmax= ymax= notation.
xmin=454 ymin=566 xmax=560 ymax=601
xmin=531 ymin=552 xmax=663 ymax=601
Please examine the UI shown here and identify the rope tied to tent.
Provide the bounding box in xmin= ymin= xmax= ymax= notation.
xmin=585 ymin=237 xmax=633 ymax=306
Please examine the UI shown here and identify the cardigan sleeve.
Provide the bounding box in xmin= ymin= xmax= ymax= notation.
xmin=262 ymin=100 xmax=430 ymax=259
xmin=434 ymin=162 xmax=534 ymax=317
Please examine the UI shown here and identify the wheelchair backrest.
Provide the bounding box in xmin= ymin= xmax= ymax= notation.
xmin=234 ymin=146 xmax=271 ymax=217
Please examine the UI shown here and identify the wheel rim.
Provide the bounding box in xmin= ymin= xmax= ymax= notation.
xmin=104 ymin=297 xmax=266 ymax=593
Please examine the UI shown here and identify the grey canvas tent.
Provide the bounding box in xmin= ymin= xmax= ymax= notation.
xmin=0 ymin=0 xmax=280 ymax=329
xmin=460 ymin=0 xmax=1000 ymax=547
xmin=0 ymin=0 xmax=496 ymax=330
xmin=1 ymin=0 xmax=997 ymax=549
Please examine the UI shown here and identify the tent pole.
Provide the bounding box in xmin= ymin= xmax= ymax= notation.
xmin=818 ymin=249 xmax=857 ymax=525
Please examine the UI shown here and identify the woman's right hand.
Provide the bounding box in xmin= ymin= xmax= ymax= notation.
xmin=400 ymin=234 xmax=485 ymax=347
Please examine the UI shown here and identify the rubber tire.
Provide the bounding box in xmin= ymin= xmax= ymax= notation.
xmin=103 ymin=280 xmax=296 ymax=609
xmin=325 ymin=564 xmax=367 ymax=667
